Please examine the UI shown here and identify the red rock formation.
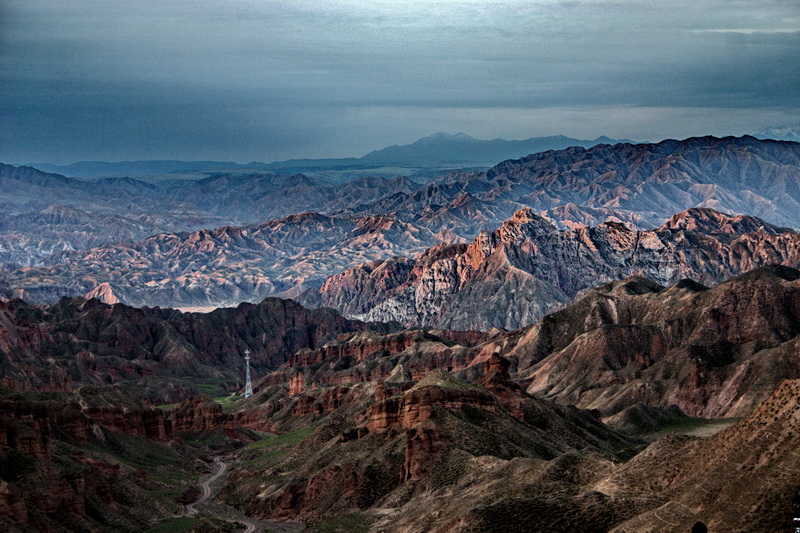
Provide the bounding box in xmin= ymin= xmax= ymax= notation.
xmin=404 ymin=423 xmax=448 ymax=481
xmin=168 ymin=396 xmax=225 ymax=433
xmin=84 ymin=282 xmax=122 ymax=305
xmin=0 ymin=480 xmax=28 ymax=524
xmin=291 ymin=387 xmax=350 ymax=418
xmin=366 ymin=377 xmax=499 ymax=433
xmin=83 ymin=406 xmax=170 ymax=441
xmin=0 ymin=397 xmax=54 ymax=459
xmin=288 ymin=373 xmax=305 ymax=396
xmin=475 ymin=353 xmax=527 ymax=419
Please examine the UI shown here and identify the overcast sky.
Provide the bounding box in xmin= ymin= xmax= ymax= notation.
xmin=1 ymin=0 xmax=798 ymax=164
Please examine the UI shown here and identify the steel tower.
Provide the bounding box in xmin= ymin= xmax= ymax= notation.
xmin=244 ymin=349 xmax=253 ymax=398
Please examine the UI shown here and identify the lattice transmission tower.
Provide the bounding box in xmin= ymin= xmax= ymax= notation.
xmin=244 ymin=349 xmax=253 ymax=398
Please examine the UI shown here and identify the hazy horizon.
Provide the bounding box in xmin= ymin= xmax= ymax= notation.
xmin=2 ymin=0 xmax=798 ymax=165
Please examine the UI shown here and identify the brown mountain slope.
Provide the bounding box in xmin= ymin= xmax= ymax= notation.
xmin=223 ymin=359 xmax=639 ymax=529
xmin=394 ymin=378 xmax=800 ymax=533
xmin=503 ymin=265 xmax=800 ymax=418
xmin=220 ymin=353 xmax=800 ymax=532
xmin=304 ymin=207 xmax=800 ymax=330
xmin=0 ymin=296 xmax=394 ymax=403
xmin=288 ymin=266 xmax=800 ymax=420
xmin=603 ymin=378 xmax=800 ymax=533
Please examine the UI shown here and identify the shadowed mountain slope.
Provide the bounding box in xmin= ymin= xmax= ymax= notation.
xmin=0 ymin=296 xmax=395 ymax=404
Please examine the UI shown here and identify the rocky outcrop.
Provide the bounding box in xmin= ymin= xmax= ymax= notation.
xmin=476 ymin=353 xmax=528 ymax=419
xmin=0 ymin=397 xmax=55 ymax=459
xmin=366 ymin=371 xmax=500 ymax=433
xmin=168 ymin=396 xmax=225 ymax=433
xmin=84 ymin=282 xmax=121 ymax=305
xmin=309 ymin=207 xmax=800 ymax=330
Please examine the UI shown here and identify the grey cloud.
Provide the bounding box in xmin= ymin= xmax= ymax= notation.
xmin=1 ymin=0 xmax=798 ymax=163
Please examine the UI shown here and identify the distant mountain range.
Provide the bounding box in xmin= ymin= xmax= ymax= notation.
xmin=3 ymin=135 xmax=800 ymax=314
xmin=751 ymin=123 xmax=800 ymax=143
xmin=6 ymin=212 xmax=442 ymax=307
xmin=0 ymin=164 xmax=419 ymax=267
xmin=301 ymin=207 xmax=800 ymax=330
xmin=366 ymin=134 xmax=800 ymax=231
xmin=25 ymin=132 xmax=632 ymax=180
xmin=357 ymin=132 xmax=632 ymax=166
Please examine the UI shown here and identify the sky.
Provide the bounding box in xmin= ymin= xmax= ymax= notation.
xmin=1 ymin=0 xmax=799 ymax=164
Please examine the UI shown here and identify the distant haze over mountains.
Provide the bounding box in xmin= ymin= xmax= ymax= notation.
xmin=24 ymin=132 xmax=633 ymax=181
xmin=3 ymin=135 xmax=800 ymax=322
xmin=751 ymin=123 xmax=800 ymax=143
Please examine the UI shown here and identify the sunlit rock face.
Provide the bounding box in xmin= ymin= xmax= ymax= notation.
xmin=308 ymin=207 xmax=800 ymax=330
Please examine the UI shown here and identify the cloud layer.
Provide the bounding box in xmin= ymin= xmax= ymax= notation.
xmin=2 ymin=0 xmax=798 ymax=163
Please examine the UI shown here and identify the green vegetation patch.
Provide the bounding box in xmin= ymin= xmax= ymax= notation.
xmin=246 ymin=428 xmax=312 ymax=450
xmin=213 ymin=394 xmax=240 ymax=409
xmin=240 ymin=428 xmax=313 ymax=467
xmin=195 ymin=378 xmax=235 ymax=398
xmin=177 ymin=428 xmax=229 ymax=448
xmin=146 ymin=516 xmax=200 ymax=533
xmin=306 ymin=512 xmax=371 ymax=533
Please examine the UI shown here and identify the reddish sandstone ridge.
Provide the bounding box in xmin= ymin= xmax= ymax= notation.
xmin=0 ymin=295 xmax=391 ymax=404
xmin=169 ymin=395 xmax=226 ymax=433
xmin=475 ymin=353 xmax=528 ymax=419
xmin=366 ymin=372 xmax=499 ymax=433
xmin=228 ymin=361 xmax=635 ymax=525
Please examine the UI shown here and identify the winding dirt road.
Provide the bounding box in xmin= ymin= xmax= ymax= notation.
xmin=186 ymin=456 xmax=227 ymax=515
xmin=186 ymin=455 xmax=259 ymax=532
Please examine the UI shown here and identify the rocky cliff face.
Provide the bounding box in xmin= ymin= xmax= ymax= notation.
xmin=308 ymin=207 xmax=800 ymax=330
xmin=226 ymin=360 xmax=635 ymax=525
xmin=0 ymin=295 xmax=389 ymax=403
xmin=501 ymin=265 xmax=800 ymax=418
xmin=266 ymin=266 xmax=800 ymax=422
xmin=0 ymin=387 xmax=222 ymax=533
